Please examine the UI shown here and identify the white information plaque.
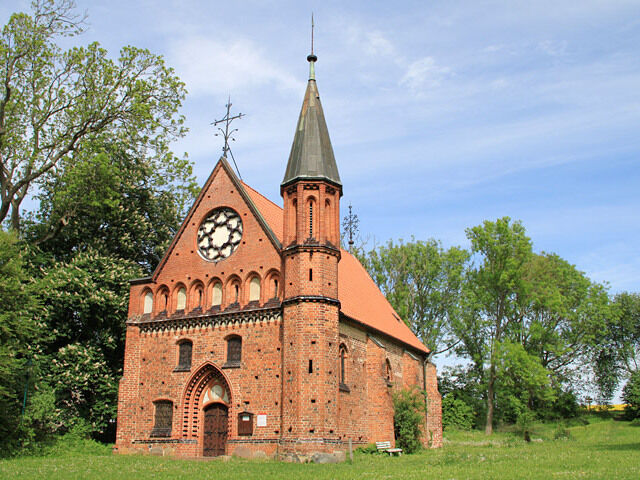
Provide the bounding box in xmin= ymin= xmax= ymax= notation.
xmin=256 ymin=414 xmax=267 ymax=427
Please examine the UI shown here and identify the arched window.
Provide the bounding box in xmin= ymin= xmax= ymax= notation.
xmin=143 ymin=291 xmax=153 ymax=314
xmin=151 ymin=400 xmax=173 ymax=437
xmin=176 ymin=287 xmax=187 ymax=310
xmin=385 ymin=359 xmax=392 ymax=385
xmin=158 ymin=288 xmax=169 ymax=313
xmin=339 ymin=345 xmax=347 ymax=385
xmin=176 ymin=340 xmax=192 ymax=371
xmin=249 ymin=276 xmax=260 ymax=302
xmin=325 ymin=199 xmax=332 ymax=243
xmin=193 ymin=286 xmax=203 ymax=309
xmin=225 ymin=336 xmax=242 ymax=367
xmin=307 ymin=199 xmax=315 ymax=238
xmin=211 ymin=281 xmax=222 ymax=307
xmin=339 ymin=344 xmax=350 ymax=392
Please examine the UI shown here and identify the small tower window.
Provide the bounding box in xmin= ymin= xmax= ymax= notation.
xmin=309 ymin=202 xmax=313 ymax=237
xmin=151 ymin=400 xmax=173 ymax=437
xmin=339 ymin=344 xmax=350 ymax=392
xmin=143 ymin=291 xmax=153 ymax=314
xmin=234 ymin=284 xmax=239 ymax=303
xmin=177 ymin=341 xmax=192 ymax=370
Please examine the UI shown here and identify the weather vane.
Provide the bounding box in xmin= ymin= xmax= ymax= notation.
xmin=212 ymin=96 xmax=245 ymax=179
xmin=342 ymin=204 xmax=360 ymax=252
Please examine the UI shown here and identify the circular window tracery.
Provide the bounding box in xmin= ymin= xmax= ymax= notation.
xmin=197 ymin=208 xmax=243 ymax=262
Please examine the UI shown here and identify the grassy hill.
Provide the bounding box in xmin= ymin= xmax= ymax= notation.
xmin=2 ymin=416 xmax=638 ymax=479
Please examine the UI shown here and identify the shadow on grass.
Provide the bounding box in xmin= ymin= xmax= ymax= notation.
xmin=595 ymin=443 xmax=640 ymax=451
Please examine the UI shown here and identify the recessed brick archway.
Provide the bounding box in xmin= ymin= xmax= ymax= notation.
xmin=181 ymin=363 xmax=232 ymax=440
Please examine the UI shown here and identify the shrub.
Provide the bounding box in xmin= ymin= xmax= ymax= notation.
xmin=622 ymin=372 xmax=640 ymax=420
xmin=553 ymin=422 xmax=572 ymax=440
xmin=355 ymin=443 xmax=379 ymax=455
xmin=442 ymin=395 xmax=475 ymax=430
xmin=393 ymin=388 xmax=426 ymax=454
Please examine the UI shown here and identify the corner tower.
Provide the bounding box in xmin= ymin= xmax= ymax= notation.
xmin=280 ymin=51 xmax=342 ymax=452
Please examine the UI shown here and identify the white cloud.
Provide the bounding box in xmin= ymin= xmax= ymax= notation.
xmin=363 ymin=31 xmax=394 ymax=57
xmin=167 ymin=35 xmax=304 ymax=97
xmin=400 ymin=56 xmax=452 ymax=91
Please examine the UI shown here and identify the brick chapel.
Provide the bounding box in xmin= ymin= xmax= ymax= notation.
xmin=115 ymin=51 xmax=442 ymax=459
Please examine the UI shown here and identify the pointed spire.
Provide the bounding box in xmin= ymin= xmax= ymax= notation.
xmin=281 ymin=24 xmax=342 ymax=192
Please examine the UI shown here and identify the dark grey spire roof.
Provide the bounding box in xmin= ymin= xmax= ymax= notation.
xmin=281 ymin=60 xmax=341 ymax=190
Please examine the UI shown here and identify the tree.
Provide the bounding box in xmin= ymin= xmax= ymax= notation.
xmin=622 ymin=371 xmax=640 ymax=420
xmin=594 ymin=292 xmax=640 ymax=403
xmin=0 ymin=230 xmax=40 ymax=444
xmin=26 ymin=135 xmax=197 ymax=272
xmin=0 ymin=0 xmax=187 ymax=231
xmin=457 ymin=217 xmax=533 ymax=434
xmin=361 ymin=238 xmax=469 ymax=353
xmin=521 ymin=253 xmax=609 ymax=380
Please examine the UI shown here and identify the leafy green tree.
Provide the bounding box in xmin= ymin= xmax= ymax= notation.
xmin=593 ymin=292 xmax=639 ymax=404
xmin=27 ymin=137 xmax=197 ymax=272
xmin=35 ymin=249 xmax=141 ymax=379
xmin=0 ymin=0 xmax=187 ymax=231
xmin=622 ymin=371 xmax=640 ymax=419
xmin=521 ymin=253 xmax=609 ymax=378
xmin=494 ymin=341 xmax=556 ymax=423
xmin=361 ymin=238 xmax=469 ymax=353
xmin=441 ymin=395 xmax=475 ymax=430
xmin=456 ymin=217 xmax=533 ymax=434
xmin=0 ymin=230 xmax=40 ymax=445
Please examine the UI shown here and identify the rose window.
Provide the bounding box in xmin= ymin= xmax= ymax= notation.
xmin=197 ymin=208 xmax=243 ymax=262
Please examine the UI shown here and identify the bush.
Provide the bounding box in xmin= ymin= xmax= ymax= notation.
xmin=442 ymin=395 xmax=475 ymax=430
xmin=622 ymin=372 xmax=640 ymax=420
xmin=553 ymin=422 xmax=571 ymax=440
xmin=355 ymin=443 xmax=379 ymax=455
xmin=393 ymin=388 xmax=426 ymax=454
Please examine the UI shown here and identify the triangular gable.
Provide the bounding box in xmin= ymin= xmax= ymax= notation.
xmin=152 ymin=157 xmax=282 ymax=282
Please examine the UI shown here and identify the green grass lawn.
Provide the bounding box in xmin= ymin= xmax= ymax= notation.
xmin=2 ymin=418 xmax=638 ymax=480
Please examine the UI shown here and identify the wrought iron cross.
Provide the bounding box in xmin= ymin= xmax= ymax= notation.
xmin=212 ymin=97 xmax=244 ymax=179
xmin=342 ymin=204 xmax=360 ymax=252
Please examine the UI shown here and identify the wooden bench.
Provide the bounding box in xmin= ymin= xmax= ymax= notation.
xmin=376 ymin=441 xmax=403 ymax=456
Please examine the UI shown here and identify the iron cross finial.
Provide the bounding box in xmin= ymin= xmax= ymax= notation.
xmin=342 ymin=203 xmax=360 ymax=252
xmin=212 ymin=96 xmax=245 ymax=179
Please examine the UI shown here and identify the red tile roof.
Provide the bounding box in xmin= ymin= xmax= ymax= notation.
xmin=242 ymin=182 xmax=428 ymax=354
xmin=242 ymin=182 xmax=283 ymax=241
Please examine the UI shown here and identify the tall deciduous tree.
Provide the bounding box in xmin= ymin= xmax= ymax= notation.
xmin=459 ymin=217 xmax=533 ymax=435
xmin=361 ymin=238 xmax=469 ymax=353
xmin=0 ymin=0 xmax=187 ymax=230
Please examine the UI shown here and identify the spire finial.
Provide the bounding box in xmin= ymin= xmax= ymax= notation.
xmin=307 ymin=13 xmax=317 ymax=80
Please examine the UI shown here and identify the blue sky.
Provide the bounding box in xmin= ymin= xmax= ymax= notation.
xmin=3 ymin=0 xmax=639 ymax=295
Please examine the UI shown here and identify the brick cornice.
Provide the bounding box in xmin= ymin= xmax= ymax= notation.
xmin=282 ymin=295 xmax=341 ymax=308
xmin=129 ymin=305 xmax=282 ymax=333
xmin=282 ymin=243 xmax=341 ymax=258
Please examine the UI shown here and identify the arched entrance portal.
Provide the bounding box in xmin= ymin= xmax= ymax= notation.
xmin=203 ymin=403 xmax=228 ymax=457
xmin=181 ymin=363 xmax=232 ymax=457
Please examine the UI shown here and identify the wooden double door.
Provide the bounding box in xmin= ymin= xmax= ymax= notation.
xmin=203 ymin=403 xmax=228 ymax=457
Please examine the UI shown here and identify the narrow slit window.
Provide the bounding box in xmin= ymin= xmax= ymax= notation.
xmin=308 ymin=359 xmax=313 ymax=374
xmin=309 ymin=203 xmax=313 ymax=237
xmin=309 ymin=268 xmax=313 ymax=281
